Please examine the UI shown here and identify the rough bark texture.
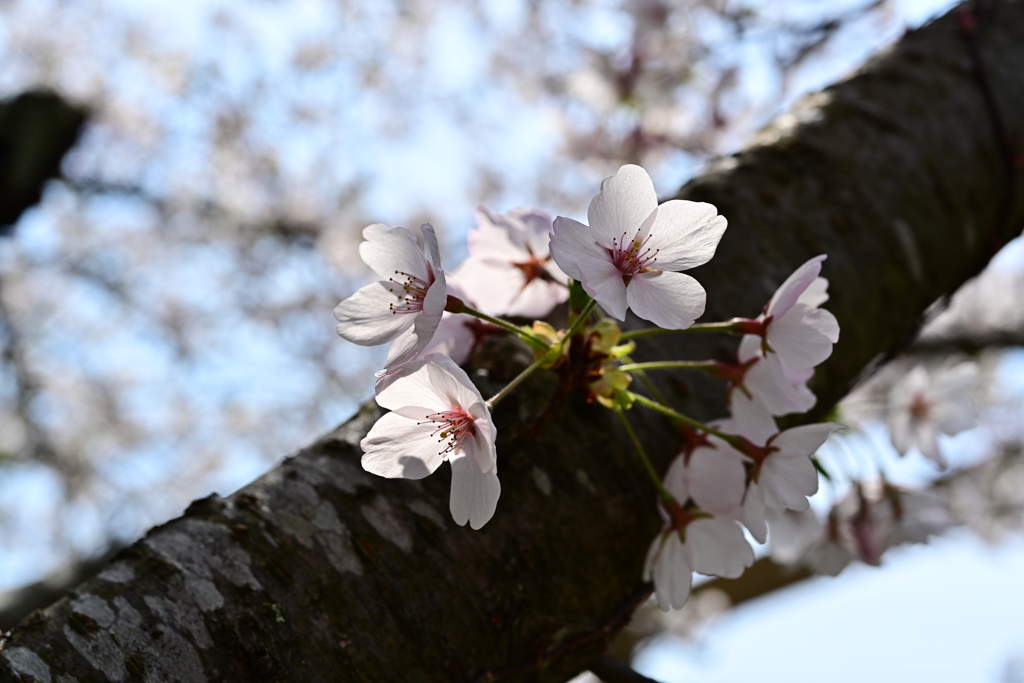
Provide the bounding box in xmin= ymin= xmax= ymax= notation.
xmin=0 ymin=91 xmax=87 ymax=233
xmin=4 ymin=4 xmax=1024 ymax=682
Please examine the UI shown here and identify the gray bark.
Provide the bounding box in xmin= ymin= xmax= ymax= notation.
xmin=4 ymin=3 xmax=1024 ymax=681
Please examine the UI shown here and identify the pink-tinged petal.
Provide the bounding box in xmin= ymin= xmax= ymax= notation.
xmin=663 ymin=454 xmax=690 ymax=503
xmin=687 ymin=518 xmax=754 ymax=578
xmin=374 ymin=360 xmax=449 ymax=412
xmin=773 ymin=422 xmax=843 ymax=457
xmin=380 ymin=275 xmax=447 ymax=370
xmin=422 ymin=352 xmax=486 ymax=411
xmin=798 ymin=277 xmax=829 ymax=308
xmin=626 ymin=270 xmax=706 ymax=330
xmin=931 ymin=363 xmax=978 ymax=398
xmin=741 ymin=485 xmax=768 ymax=543
xmin=360 ymin=411 xmax=446 ymax=479
xmin=470 ymin=206 xmax=530 ymax=262
xmin=644 ymin=533 xmax=693 ymax=611
xmin=417 ymin=313 xmax=476 ymax=365
xmin=647 ymin=201 xmax=727 ymax=271
xmin=768 ymin=304 xmax=837 ymax=370
xmin=420 ymin=223 xmax=443 ymax=275
xmin=514 ymin=208 xmax=556 ymax=256
xmin=449 ymin=452 xmax=501 ymax=529
xmin=724 ymin=391 xmax=778 ymax=445
xmin=933 ymin=397 xmax=975 ymax=436
xmin=359 ymin=224 xmax=430 ymax=282
xmin=737 ymin=334 xmax=761 ymax=363
xmin=550 ymin=216 xmax=605 ymax=280
xmin=451 ymin=257 xmax=522 ymax=315
xmin=887 ymin=410 xmax=915 ymax=455
xmin=686 ymin=444 xmax=747 ymax=513
xmin=468 ymin=401 xmax=498 ymax=474
xmin=744 ymin=352 xmax=817 ymax=416
xmin=587 ymin=164 xmax=659 ymax=247
xmin=334 ymin=281 xmax=414 ymax=346
xmin=916 ymin=422 xmax=947 ymax=468
xmin=760 ymin=453 xmax=817 ymax=510
xmin=505 ymin=279 xmax=568 ymax=319
xmin=578 ymin=253 xmax=629 ymax=320
xmin=766 ymin=255 xmax=826 ymax=318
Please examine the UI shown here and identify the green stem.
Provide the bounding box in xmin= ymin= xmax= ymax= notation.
xmin=485 ymin=353 xmax=551 ymax=410
xmin=619 ymin=355 xmax=670 ymax=407
xmin=618 ymin=360 xmax=716 ymax=373
xmin=619 ymin=320 xmax=755 ymax=340
xmin=613 ymin=405 xmax=674 ymax=505
xmin=627 ymin=392 xmax=742 ymax=448
xmin=458 ymin=305 xmax=548 ymax=347
xmin=565 ymin=298 xmax=598 ymax=340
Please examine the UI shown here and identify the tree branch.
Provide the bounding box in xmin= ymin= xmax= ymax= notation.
xmin=4 ymin=4 xmax=1024 ymax=681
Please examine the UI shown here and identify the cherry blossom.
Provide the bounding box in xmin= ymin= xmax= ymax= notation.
xmin=737 ymin=334 xmax=817 ymax=416
xmin=665 ymin=432 xmax=748 ymax=515
xmin=334 ymin=223 xmax=447 ymax=371
xmin=645 ymin=448 xmax=754 ymax=611
xmin=360 ymin=354 xmax=499 ymax=529
xmin=887 ymin=363 xmax=977 ymax=468
xmin=739 ymin=422 xmax=842 ymax=543
xmin=550 ymin=164 xmax=727 ymax=329
xmin=452 ymin=206 xmax=568 ymax=318
xmin=760 ymin=255 xmax=840 ymax=371
xmin=644 ymin=510 xmax=753 ymax=611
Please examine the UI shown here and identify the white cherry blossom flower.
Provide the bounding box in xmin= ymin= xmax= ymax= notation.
xmin=334 ymin=223 xmax=447 ymax=371
xmin=664 ymin=431 xmax=748 ymax=515
xmin=737 ymin=335 xmax=817 ymax=416
xmin=550 ymin=164 xmax=727 ymax=329
xmin=644 ymin=514 xmax=754 ymax=611
xmin=645 ymin=451 xmax=754 ymax=611
xmin=360 ymin=354 xmax=499 ymax=529
xmin=452 ymin=206 xmax=568 ymax=318
xmin=887 ymin=363 xmax=977 ymax=468
xmin=739 ymin=422 xmax=842 ymax=543
xmin=761 ymin=255 xmax=840 ymax=371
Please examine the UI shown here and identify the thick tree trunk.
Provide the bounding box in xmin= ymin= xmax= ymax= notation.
xmin=4 ymin=3 xmax=1024 ymax=682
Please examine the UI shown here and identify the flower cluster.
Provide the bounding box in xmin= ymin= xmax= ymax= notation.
xmin=333 ymin=164 xmax=843 ymax=610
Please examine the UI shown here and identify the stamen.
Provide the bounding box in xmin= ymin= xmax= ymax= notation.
xmin=417 ymin=408 xmax=477 ymax=456
xmin=608 ymin=229 xmax=659 ymax=276
xmin=387 ymin=269 xmax=432 ymax=315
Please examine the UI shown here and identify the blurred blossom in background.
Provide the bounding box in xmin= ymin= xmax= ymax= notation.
xmin=2 ymin=0 xmax=1024 ymax=680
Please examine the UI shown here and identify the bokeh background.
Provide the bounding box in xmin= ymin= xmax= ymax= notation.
xmin=2 ymin=0 xmax=1023 ymax=680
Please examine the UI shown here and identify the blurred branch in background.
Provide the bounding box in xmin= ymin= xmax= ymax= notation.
xmin=0 ymin=91 xmax=86 ymax=234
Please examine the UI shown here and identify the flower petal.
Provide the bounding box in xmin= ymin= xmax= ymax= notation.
xmin=587 ymin=164 xmax=658 ymax=248
xmin=449 ymin=452 xmax=501 ymax=529
xmin=578 ymin=253 xmax=629 ymax=320
xmin=380 ymin=275 xmax=448 ymax=369
xmin=644 ymin=533 xmax=693 ymax=611
xmin=334 ymin=281 xmax=414 ymax=346
xmin=420 ymin=223 xmax=444 ymax=275
xmin=550 ymin=216 xmax=605 ymax=281
xmin=760 ymin=453 xmax=817 ymax=510
xmin=647 ymin=201 xmax=727 ymax=272
xmin=687 ymin=444 xmax=747 ymax=513
xmin=374 ymin=360 xmax=449 ymax=412
xmin=359 ymin=223 xmax=430 ymax=282
xmin=741 ymin=485 xmax=768 ymax=543
xmin=687 ymin=518 xmax=754 ymax=578
xmin=423 ymin=352 xmax=487 ymax=411
xmin=360 ymin=411 xmax=447 ymax=479
xmin=768 ymin=304 xmax=838 ymax=370
xmin=626 ymin=270 xmax=706 ymax=330
xmin=766 ymin=255 xmax=826 ymax=319
xmin=772 ymin=422 xmax=843 ymax=457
